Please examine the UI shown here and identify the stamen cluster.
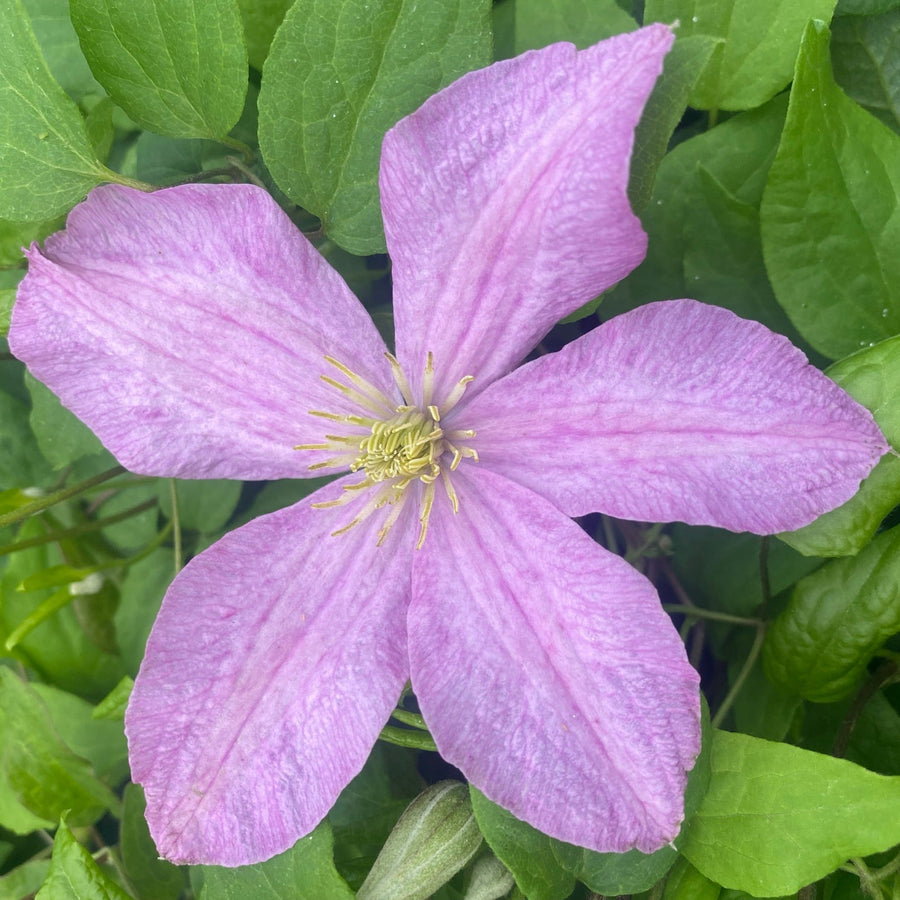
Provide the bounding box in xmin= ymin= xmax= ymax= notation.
xmin=295 ymin=353 xmax=477 ymax=547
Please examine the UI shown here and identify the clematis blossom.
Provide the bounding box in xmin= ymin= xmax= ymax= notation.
xmin=9 ymin=25 xmax=887 ymax=867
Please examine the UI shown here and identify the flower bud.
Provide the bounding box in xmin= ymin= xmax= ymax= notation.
xmin=465 ymin=852 xmax=515 ymax=900
xmin=357 ymin=781 xmax=483 ymax=900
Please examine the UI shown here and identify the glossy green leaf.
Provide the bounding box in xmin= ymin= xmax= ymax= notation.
xmin=764 ymin=524 xmax=900 ymax=702
xmin=832 ymin=10 xmax=900 ymax=134
xmin=644 ymin=0 xmax=837 ymax=110
xmin=35 ymin=814 xmax=131 ymax=900
xmin=0 ymin=669 xmax=119 ymax=833
xmin=198 ymin=821 xmax=354 ymax=900
xmin=780 ymin=335 xmax=900 ymax=556
xmin=237 ymin=0 xmax=292 ymax=70
xmin=681 ymin=730 xmax=900 ymax=896
xmin=258 ymin=0 xmax=492 ymax=254
xmin=469 ymin=788 xmax=577 ymax=900
xmin=761 ymin=20 xmax=900 ymax=359
xmin=513 ymin=0 xmax=635 ymax=53
xmin=25 ymin=373 xmax=105 ymax=469
xmin=23 ymin=0 xmax=102 ymax=100
xmin=0 ymin=0 xmax=107 ymax=220
xmin=121 ymin=784 xmax=186 ymax=900
xmin=70 ymin=0 xmax=248 ymax=139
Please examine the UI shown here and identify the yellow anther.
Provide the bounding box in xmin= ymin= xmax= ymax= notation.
xmin=298 ymin=351 xmax=480 ymax=549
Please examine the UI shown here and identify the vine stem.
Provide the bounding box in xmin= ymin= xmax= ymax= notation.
xmin=100 ymin=167 xmax=155 ymax=192
xmin=832 ymin=660 xmax=900 ymax=759
xmin=0 ymin=466 xmax=126 ymax=530
xmin=661 ymin=604 xmax=763 ymax=627
xmin=711 ymin=623 xmax=767 ymax=729
xmin=0 ymin=497 xmax=158 ymax=558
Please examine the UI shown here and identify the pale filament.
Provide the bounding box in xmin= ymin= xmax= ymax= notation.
xmin=295 ymin=352 xmax=477 ymax=548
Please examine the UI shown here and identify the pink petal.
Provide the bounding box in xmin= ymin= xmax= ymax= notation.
xmin=461 ymin=300 xmax=888 ymax=533
xmin=10 ymin=184 xmax=393 ymax=480
xmin=409 ymin=468 xmax=700 ymax=853
xmin=126 ymin=477 xmax=414 ymax=866
xmin=382 ymin=26 xmax=672 ymax=402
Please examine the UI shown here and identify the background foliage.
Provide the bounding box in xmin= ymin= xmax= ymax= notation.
xmin=1 ymin=0 xmax=899 ymax=897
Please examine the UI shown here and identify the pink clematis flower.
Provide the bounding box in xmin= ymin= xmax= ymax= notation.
xmin=9 ymin=25 xmax=887 ymax=867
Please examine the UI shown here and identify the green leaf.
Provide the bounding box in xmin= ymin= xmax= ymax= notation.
xmin=23 ymin=0 xmax=103 ymax=101
xmin=134 ymin=132 xmax=227 ymax=185
xmin=628 ymin=34 xmax=719 ymax=211
xmin=237 ymin=0 xmax=293 ymax=70
xmin=113 ymin=549 xmax=174 ymax=675
xmin=158 ymin=478 xmax=242 ymax=534
xmin=836 ymin=0 xmax=900 ymax=14
xmin=198 ymin=821 xmax=354 ymax=900
xmin=662 ymin=857 xmax=722 ymax=900
xmin=729 ymin=656 xmax=801 ymax=742
xmin=605 ymin=95 xmax=805 ymax=347
xmin=31 ymin=682 xmax=129 ymax=782
xmin=0 ymin=287 xmax=15 ymax=338
xmin=258 ymin=0 xmax=492 ymax=254
xmin=681 ymin=730 xmax=900 ymax=896
xmin=469 ymin=788 xmax=577 ymax=900
xmin=121 ymin=784 xmax=186 ymax=900
xmin=644 ymin=0 xmax=837 ymax=110
xmin=760 ymin=19 xmax=900 ymax=359
xmin=36 ymin=813 xmax=131 ymax=900
xmin=780 ymin=335 xmax=900 ymax=556
xmin=1 ymin=522 xmax=128 ymax=698
xmin=84 ymin=96 xmax=115 ymax=162
xmin=0 ymin=382 xmax=54 ymax=487
xmin=832 ymin=11 xmax=900 ymax=134
xmin=764 ymin=523 xmax=900 ymax=702
xmin=0 ymin=669 xmax=120 ymax=833
xmin=0 ymin=215 xmax=63 ymax=267
xmin=0 ymin=0 xmax=107 ymax=220
xmin=25 ymin=373 xmax=105 ymax=470
xmin=70 ymin=0 xmax=248 ymax=139
xmin=0 ymin=859 xmax=52 ymax=900
xmin=513 ymin=0 xmax=636 ymax=53
xmin=671 ymin=525 xmax=821 ymax=620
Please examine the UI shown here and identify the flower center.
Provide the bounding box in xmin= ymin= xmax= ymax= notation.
xmin=294 ymin=353 xmax=477 ymax=548
xmin=352 ymin=408 xmax=443 ymax=483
